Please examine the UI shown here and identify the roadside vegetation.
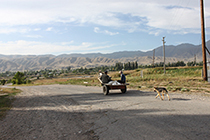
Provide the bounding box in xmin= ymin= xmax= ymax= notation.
xmin=31 ymin=65 xmax=210 ymax=95
xmin=0 ymin=88 xmax=21 ymax=120
xmin=0 ymin=60 xmax=209 ymax=94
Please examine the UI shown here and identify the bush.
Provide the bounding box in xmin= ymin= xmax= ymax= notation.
xmin=7 ymin=79 xmax=12 ymax=83
xmin=1 ymin=79 xmax=6 ymax=85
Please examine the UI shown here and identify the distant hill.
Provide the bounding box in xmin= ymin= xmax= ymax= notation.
xmin=0 ymin=40 xmax=209 ymax=72
xmin=56 ymin=40 xmax=210 ymax=59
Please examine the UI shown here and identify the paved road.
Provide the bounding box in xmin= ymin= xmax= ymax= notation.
xmin=1 ymin=84 xmax=210 ymax=140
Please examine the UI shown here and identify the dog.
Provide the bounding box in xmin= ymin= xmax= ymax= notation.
xmin=154 ymin=87 xmax=170 ymax=101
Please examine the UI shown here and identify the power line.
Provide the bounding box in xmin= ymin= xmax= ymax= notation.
xmin=173 ymin=0 xmax=191 ymax=29
xmin=203 ymin=0 xmax=209 ymax=47
xmin=168 ymin=0 xmax=192 ymax=31
xmin=167 ymin=0 xmax=184 ymax=30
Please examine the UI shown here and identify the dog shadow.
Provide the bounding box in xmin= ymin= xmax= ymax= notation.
xmin=172 ymin=98 xmax=191 ymax=101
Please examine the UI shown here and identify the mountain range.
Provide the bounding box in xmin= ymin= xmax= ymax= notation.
xmin=0 ymin=40 xmax=209 ymax=72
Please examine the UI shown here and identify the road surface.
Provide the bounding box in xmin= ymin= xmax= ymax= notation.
xmin=1 ymin=84 xmax=210 ymax=140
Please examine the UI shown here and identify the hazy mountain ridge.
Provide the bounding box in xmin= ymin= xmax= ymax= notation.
xmin=55 ymin=40 xmax=210 ymax=59
xmin=0 ymin=41 xmax=209 ymax=72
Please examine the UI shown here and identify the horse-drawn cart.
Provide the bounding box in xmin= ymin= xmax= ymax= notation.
xmin=98 ymin=78 xmax=129 ymax=95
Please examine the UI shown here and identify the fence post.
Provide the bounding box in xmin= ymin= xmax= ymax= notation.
xmin=141 ymin=70 xmax=143 ymax=78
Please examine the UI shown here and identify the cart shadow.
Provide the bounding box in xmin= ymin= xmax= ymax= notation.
xmin=106 ymin=90 xmax=156 ymax=97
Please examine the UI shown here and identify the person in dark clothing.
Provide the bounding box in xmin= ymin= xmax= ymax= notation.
xmin=100 ymin=71 xmax=111 ymax=83
xmin=118 ymin=71 xmax=126 ymax=83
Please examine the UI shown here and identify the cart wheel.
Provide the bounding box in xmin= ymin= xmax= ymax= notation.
xmin=103 ymin=85 xmax=109 ymax=95
xmin=121 ymin=86 xmax=127 ymax=93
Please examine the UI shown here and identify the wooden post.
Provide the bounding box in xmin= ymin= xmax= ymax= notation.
xmin=153 ymin=49 xmax=155 ymax=67
xmin=200 ymin=0 xmax=207 ymax=81
xmin=141 ymin=70 xmax=143 ymax=78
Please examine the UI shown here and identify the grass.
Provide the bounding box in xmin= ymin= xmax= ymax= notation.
xmin=32 ymin=78 xmax=71 ymax=85
xmin=0 ymin=88 xmax=21 ymax=120
xmin=125 ymin=66 xmax=209 ymax=93
xmin=27 ymin=66 xmax=210 ymax=94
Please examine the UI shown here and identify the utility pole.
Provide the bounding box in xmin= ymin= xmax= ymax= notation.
xmin=162 ymin=37 xmax=166 ymax=74
xmin=200 ymin=0 xmax=207 ymax=81
xmin=153 ymin=49 xmax=155 ymax=68
xmin=194 ymin=54 xmax=196 ymax=66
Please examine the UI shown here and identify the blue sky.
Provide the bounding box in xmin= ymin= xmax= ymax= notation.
xmin=0 ymin=0 xmax=210 ymax=55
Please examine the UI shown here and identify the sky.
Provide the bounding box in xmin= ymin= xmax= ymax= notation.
xmin=0 ymin=0 xmax=210 ymax=55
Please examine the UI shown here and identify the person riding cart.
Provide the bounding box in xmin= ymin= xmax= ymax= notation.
xmin=100 ymin=71 xmax=111 ymax=83
xmin=117 ymin=71 xmax=126 ymax=83
xmin=98 ymin=70 xmax=128 ymax=95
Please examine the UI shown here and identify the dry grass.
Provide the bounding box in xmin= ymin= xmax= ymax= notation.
xmin=32 ymin=78 xmax=71 ymax=85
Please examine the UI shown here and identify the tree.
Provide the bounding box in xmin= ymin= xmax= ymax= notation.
xmin=131 ymin=62 xmax=135 ymax=69
xmin=115 ymin=62 xmax=123 ymax=71
xmin=12 ymin=71 xmax=26 ymax=85
xmin=135 ymin=61 xmax=138 ymax=69
xmin=67 ymin=66 xmax=71 ymax=71
xmin=128 ymin=62 xmax=131 ymax=69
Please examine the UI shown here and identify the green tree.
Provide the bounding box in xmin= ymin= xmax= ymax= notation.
xmin=12 ymin=71 xmax=26 ymax=85
xmin=67 ymin=66 xmax=71 ymax=71
xmin=135 ymin=61 xmax=138 ymax=69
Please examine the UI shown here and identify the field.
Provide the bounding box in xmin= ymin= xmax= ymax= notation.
xmin=31 ymin=66 xmax=210 ymax=95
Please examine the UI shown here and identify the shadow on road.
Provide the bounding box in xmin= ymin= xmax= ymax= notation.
xmin=172 ymin=98 xmax=191 ymax=101
xmin=1 ymin=104 xmax=210 ymax=140
xmin=107 ymin=90 xmax=155 ymax=96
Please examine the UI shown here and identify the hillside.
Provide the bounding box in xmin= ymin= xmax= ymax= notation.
xmin=0 ymin=40 xmax=209 ymax=72
xmin=56 ymin=40 xmax=210 ymax=59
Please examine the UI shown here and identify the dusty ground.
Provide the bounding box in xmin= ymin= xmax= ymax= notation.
xmin=1 ymin=84 xmax=210 ymax=140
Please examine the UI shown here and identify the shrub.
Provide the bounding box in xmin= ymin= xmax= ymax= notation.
xmin=1 ymin=79 xmax=6 ymax=85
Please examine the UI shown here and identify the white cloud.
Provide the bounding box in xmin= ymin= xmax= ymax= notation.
xmin=104 ymin=30 xmax=119 ymax=35
xmin=94 ymin=27 xmax=100 ymax=33
xmin=94 ymin=27 xmax=119 ymax=35
xmin=0 ymin=40 xmax=117 ymax=55
xmin=141 ymin=49 xmax=153 ymax=52
xmin=0 ymin=0 xmax=208 ymax=34
xmin=25 ymin=35 xmax=43 ymax=38
xmin=0 ymin=27 xmax=31 ymax=34
xmin=149 ymin=30 xmax=162 ymax=36
xmin=61 ymin=41 xmax=74 ymax=45
xmin=34 ymin=28 xmax=41 ymax=31
xmin=46 ymin=27 xmax=53 ymax=31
